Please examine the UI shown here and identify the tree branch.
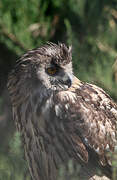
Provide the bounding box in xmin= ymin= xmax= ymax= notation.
xmin=0 ymin=23 xmax=27 ymax=52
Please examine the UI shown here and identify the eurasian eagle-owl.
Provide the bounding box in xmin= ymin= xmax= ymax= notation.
xmin=7 ymin=42 xmax=117 ymax=180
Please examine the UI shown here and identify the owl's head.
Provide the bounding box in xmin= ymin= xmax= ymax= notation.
xmin=8 ymin=42 xmax=73 ymax=104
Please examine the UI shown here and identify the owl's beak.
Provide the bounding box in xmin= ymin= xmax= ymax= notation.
xmin=62 ymin=73 xmax=73 ymax=88
xmin=64 ymin=78 xmax=72 ymax=88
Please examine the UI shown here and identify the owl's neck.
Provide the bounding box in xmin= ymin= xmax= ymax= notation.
xmin=30 ymin=84 xmax=53 ymax=106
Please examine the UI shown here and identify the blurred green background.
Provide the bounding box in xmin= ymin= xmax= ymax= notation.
xmin=0 ymin=0 xmax=117 ymax=179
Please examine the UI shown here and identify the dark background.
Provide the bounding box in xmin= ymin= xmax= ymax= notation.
xmin=0 ymin=0 xmax=117 ymax=179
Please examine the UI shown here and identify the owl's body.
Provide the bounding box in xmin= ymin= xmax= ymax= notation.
xmin=8 ymin=43 xmax=117 ymax=180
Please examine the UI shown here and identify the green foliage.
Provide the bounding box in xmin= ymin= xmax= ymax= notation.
xmin=0 ymin=132 xmax=30 ymax=180
xmin=57 ymin=160 xmax=81 ymax=180
xmin=1 ymin=0 xmax=117 ymax=179
xmin=0 ymin=98 xmax=3 ymax=115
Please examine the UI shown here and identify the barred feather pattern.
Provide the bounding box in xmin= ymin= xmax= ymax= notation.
xmin=7 ymin=43 xmax=117 ymax=180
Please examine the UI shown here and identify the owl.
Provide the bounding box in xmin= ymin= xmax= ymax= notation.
xmin=7 ymin=42 xmax=117 ymax=180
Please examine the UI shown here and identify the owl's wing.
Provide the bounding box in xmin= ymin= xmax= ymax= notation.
xmin=53 ymin=77 xmax=117 ymax=166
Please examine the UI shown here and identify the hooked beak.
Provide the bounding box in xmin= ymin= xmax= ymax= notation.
xmin=61 ymin=73 xmax=73 ymax=88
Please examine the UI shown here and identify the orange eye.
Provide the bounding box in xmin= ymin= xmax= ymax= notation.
xmin=46 ymin=67 xmax=58 ymax=75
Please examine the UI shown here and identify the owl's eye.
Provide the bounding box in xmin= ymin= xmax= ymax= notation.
xmin=46 ymin=67 xmax=58 ymax=76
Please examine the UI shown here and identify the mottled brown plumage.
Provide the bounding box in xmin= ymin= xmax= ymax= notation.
xmin=7 ymin=42 xmax=117 ymax=180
